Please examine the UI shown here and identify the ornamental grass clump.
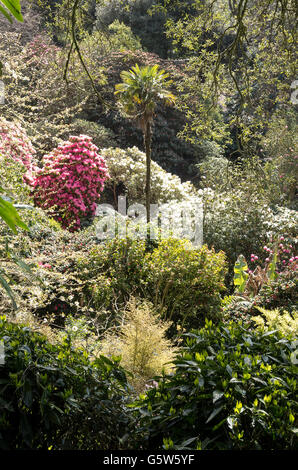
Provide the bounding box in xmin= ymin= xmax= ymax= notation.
xmin=32 ymin=135 xmax=109 ymax=231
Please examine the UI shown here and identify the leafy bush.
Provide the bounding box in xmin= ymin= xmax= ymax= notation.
xmin=0 ymin=153 xmax=32 ymax=205
xmin=0 ymin=33 xmax=105 ymax=157
xmin=94 ymin=0 xmax=171 ymax=57
xmin=99 ymin=297 xmax=178 ymax=393
xmin=260 ymin=112 xmax=297 ymax=208
xmin=32 ymin=135 xmax=109 ymax=231
xmin=143 ymin=238 xmax=227 ymax=330
xmin=198 ymin=155 xmax=297 ymax=277
xmin=252 ymin=307 xmax=298 ymax=337
xmin=202 ymin=187 xmax=298 ymax=275
xmin=81 ymin=21 xmax=143 ymax=55
xmin=79 ymin=237 xmax=147 ymax=311
xmin=0 ymin=317 xmax=132 ymax=450
xmin=78 ymin=237 xmax=226 ymax=332
xmin=135 ymin=321 xmax=298 ymax=450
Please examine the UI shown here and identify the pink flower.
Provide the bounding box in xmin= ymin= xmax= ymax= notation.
xmin=31 ymin=135 xmax=109 ymax=231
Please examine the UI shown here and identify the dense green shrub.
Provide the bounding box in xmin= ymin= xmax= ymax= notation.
xmin=143 ymin=238 xmax=227 ymax=330
xmin=78 ymin=237 xmax=226 ymax=332
xmin=0 ymin=317 xmax=132 ymax=450
xmin=202 ymin=187 xmax=298 ymax=276
xmin=78 ymin=237 xmax=147 ymax=311
xmin=135 ymin=321 xmax=298 ymax=450
xmin=71 ymin=119 xmax=118 ymax=149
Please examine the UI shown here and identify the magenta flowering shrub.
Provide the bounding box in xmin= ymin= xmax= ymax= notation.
xmin=0 ymin=117 xmax=37 ymax=184
xmin=32 ymin=135 xmax=109 ymax=231
xmin=224 ymin=235 xmax=297 ymax=323
xmin=248 ymin=235 xmax=297 ymax=276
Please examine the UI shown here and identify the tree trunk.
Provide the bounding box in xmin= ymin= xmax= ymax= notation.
xmin=144 ymin=121 xmax=152 ymax=231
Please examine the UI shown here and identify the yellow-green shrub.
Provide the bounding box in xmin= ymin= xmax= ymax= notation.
xmin=252 ymin=307 xmax=298 ymax=337
xmin=143 ymin=238 xmax=227 ymax=330
xmin=99 ymin=298 xmax=178 ymax=392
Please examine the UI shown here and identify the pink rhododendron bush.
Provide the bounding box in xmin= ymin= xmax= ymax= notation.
xmin=0 ymin=117 xmax=37 ymax=184
xmin=31 ymin=135 xmax=109 ymax=231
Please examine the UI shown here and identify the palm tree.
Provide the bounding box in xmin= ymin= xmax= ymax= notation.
xmin=115 ymin=63 xmax=176 ymax=231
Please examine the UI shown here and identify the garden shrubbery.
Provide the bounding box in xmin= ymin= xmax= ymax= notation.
xmin=31 ymin=135 xmax=109 ymax=231
xmin=222 ymin=238 xmax=297 ymax=325
xmin=0 ymin=316 xmax=133 ymax=450
xmin=78 ymin=237 xmax=227 ymax=332
xmin=134 ymin=320 xmax=298 ymax=450
xmin=202 ymin=187 xmax=297 ymax=278
xmin=0 ymin=118 xmax=37 ymax=199
xmin=252 ymin=306 xmax=298 ymax=336
xmin=101 ymin=146 xmax=194 ymax=207
xmin=142 ymin=238 xmax=227 ymax=330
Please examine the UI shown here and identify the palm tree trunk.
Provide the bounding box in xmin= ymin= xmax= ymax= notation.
xmin=144 ymin=121 xmax=152 ymax=229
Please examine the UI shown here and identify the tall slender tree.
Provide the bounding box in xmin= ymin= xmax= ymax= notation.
xmin=115 ymin=63 xmax=176 ymax=231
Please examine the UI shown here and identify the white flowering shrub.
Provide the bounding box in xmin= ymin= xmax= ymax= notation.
xmin=95 ymin=195 xmax=203 ymax=247
xmin=101 ymin=147 xmax=195 ymax=205
xmin=201 ymin=188 xmax=298 ymax=269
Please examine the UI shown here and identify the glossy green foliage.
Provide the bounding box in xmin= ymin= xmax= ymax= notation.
xmin=135 ymin=321 xmax=298 ymax=450
xmin=0 ymin=0 xmax=23 ymax=23
xmin=233 ymin=255 xmax=249 ymax=293
xmin=0 ymin=317 xmax=132 ymax=449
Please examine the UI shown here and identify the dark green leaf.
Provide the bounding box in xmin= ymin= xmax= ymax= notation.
xmin=206 ymin=405 xmax=224 ymax=424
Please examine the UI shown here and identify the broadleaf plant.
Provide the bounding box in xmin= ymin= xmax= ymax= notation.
xmin=0 ymin=0 xmax=23 ymax=23
xmin=233 ymin=254 xmax=249 ymax=293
